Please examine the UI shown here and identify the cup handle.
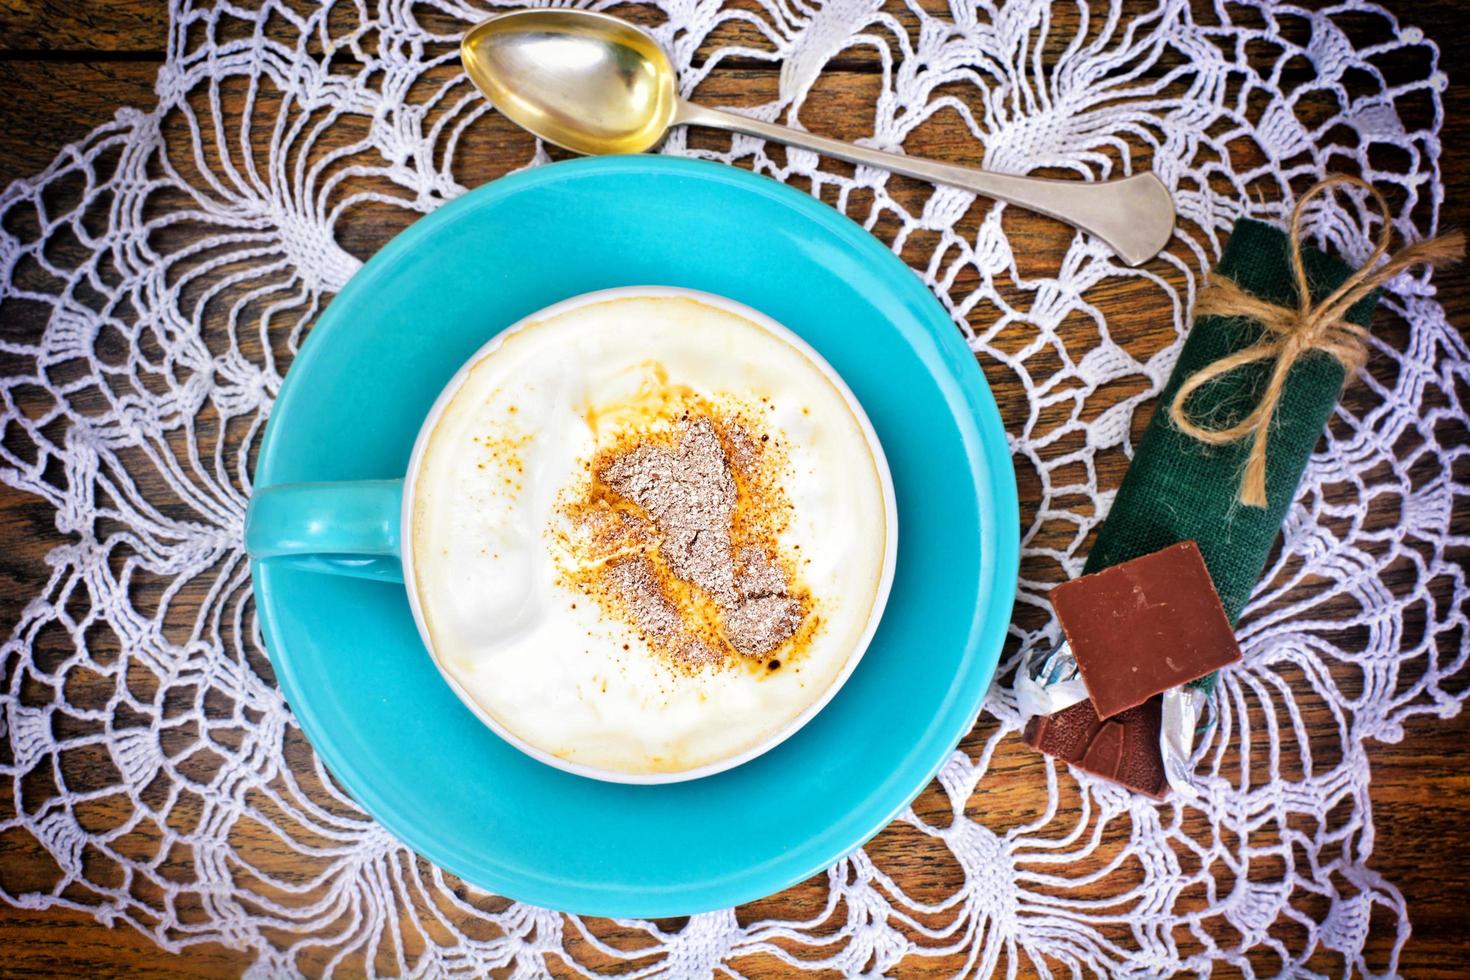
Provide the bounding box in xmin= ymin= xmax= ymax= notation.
xmin=245 ymin=479 xmax=405 ymax=582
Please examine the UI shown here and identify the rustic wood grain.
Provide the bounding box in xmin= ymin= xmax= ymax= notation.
xmin=0 ymin=0 xmax=166 ymax=54
xmin=1 ymin=0 xmax=1467 ymax=976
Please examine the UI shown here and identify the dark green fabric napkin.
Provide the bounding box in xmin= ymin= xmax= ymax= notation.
xmin=1082 ymin=217 xmax=1380 ymax=624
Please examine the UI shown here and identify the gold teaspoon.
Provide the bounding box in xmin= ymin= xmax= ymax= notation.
xmin=462 ymin=9 xmax=1176 ymax=266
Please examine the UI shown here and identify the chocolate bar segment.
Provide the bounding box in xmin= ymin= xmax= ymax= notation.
xmin=1050 ymin=540 xmax=1241 ymax=719
xmin=1023 ymin=696 xmax=1167 ymax=799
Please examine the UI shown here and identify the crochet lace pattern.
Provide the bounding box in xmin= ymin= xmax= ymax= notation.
xmin=1 ymin=0 xmax=1462 ymax=974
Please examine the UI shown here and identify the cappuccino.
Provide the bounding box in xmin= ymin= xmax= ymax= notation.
xmin=410 ymin=291 xmax=891 ymax=776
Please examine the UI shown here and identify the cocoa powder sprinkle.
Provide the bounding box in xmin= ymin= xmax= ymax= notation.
xmin=724 ymin=420 xmax=762 ymax=475
xmin=604 ymin=555 xmax=722 ymax=667
xmin=597 ymin=416 xmax=805 ymax=658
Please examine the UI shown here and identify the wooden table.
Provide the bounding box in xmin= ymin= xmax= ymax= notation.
xmin=1 ymin=1 xmax=1466 ymax=975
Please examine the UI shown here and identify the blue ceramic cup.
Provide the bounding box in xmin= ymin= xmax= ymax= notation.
xmin=245 ymin=286 xmax=898 ymax=784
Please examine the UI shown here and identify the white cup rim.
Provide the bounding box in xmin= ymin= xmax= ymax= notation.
xmin=399 ymin=286 xmax=899 ymax=784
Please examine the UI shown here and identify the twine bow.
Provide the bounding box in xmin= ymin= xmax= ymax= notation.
xmin=1170 ymin=175 xmax=1464 ymax=508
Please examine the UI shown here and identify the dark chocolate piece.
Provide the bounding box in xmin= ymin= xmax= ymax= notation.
xmin=1050 ymin=540 xmax=1241 ymax=719
xmin=1023 ymin=697 xmax=1167 ymax=799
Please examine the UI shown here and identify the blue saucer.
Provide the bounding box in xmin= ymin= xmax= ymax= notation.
xmin=251 ymin=155 xmax=1018 ymax=916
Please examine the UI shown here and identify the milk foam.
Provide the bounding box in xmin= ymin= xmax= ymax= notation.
xmin=410 ymin=293 xmax=889 ymax=775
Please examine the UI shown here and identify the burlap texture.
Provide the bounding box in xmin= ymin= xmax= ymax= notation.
xmin=1082 ymin=218 xmax=1380 ymax=624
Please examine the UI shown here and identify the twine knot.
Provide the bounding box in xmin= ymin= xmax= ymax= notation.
xmin=1169 ymin=175 xmax=1464 ymax=507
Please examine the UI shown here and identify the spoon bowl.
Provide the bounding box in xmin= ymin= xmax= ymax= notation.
xmin=462 ymin=10 xmax=677 ymax=155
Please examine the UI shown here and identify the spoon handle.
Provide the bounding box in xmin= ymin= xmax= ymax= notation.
xmin=675 ymin=101 xmax=1174 ymax=267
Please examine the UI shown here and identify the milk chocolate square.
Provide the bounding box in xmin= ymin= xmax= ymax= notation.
xmin=1050 ymin=540 xmax=1241 ymax=719
xmin=1023 ymin=697 xmax=1167 ymax=799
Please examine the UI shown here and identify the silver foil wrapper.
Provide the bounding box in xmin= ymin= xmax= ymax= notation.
xmin=1160 ymin=683 xmax=1214 ymax=800
xmin=1014 ymin=638 xmax=1089 ymax=718
xmin=1016 ymin=638 xmax=1216 ymax=799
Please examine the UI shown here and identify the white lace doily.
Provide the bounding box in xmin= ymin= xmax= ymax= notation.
xmin=2 ymin=0 xmax=1464 ymax=974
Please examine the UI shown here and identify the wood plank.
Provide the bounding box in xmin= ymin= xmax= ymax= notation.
xmin=0 ymin=904 xmax=241 ymax=978
xmin=0 ymin=0 xmax=1387 ymax=75
xmin=0 ymin=0 xmax=166 ymax=53
xmin=0 ymin=60 xmax=158 ymax=186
